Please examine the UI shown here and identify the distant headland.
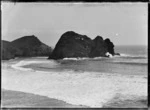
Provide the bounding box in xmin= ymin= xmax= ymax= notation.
xmin=2 ymin=35 xmax=52 ymax=60
xmin=2 ymin=31 xmax=119 ymax=60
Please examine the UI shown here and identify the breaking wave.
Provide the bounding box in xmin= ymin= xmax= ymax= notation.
xmin=119 ymin=53 xmax=147 ymax=59
xmin=11 ymin=60 xmax=58 ymax=71
xmin=61 ymin=53 xmax=147 ymax=61
xmin=63 ymin=57 xmax=89 ymax=60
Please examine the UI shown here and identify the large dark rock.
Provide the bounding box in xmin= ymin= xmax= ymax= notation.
xmin=49 ymin=31 xmax=93 ymax=59
xmin=1 ymin=35 xmax=52 ymax=60
xmin=49 ymin=31 xmax=116 ymax=59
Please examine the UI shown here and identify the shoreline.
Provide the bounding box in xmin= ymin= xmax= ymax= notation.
xmin=1 ymin=89 xmax=147 ymax=108
xmin=1 ymin=57 xmax=147 ymax=108
xmin=1 ymin=89 xmax=87 ymax=108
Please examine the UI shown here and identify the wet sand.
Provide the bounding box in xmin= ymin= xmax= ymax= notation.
xmin=1 ymin=89 xmax=86 ymax=108
xmin=103 ymin=99 xmax=147 ymax=108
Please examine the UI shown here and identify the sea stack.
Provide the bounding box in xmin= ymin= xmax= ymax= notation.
xmin=48 ymin=31 xmax=116 ymax=60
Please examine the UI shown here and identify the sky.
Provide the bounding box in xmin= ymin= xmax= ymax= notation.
xmin=2 ymin=2 xmax=148 ymax=47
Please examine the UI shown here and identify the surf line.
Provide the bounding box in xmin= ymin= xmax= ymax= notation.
xmin=11 ymin=60 xmax=38 ymax=71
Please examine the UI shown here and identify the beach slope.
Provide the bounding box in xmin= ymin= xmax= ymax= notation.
xmin=1 ymin=89 xmax=85 ymax=108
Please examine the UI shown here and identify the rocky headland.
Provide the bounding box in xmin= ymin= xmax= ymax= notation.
xmin=2 ymin=32 xmax=119 ymax=60
xmin=49 ymin=31 xmax=118 ymax=60
xmin=2 ymin=35 xmax=52 ymax=60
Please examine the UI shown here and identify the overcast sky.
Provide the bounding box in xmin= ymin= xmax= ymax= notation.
xmin=2 ymin=2 xmax=147 ymax=47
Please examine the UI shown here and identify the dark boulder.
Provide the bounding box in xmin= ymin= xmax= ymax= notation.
xmin=49 ymin=31 xmax=117 ymax=59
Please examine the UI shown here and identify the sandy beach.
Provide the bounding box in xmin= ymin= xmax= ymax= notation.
xmin=1 ymin=57 xmax=147 ymax=108
xmin=1 ymin=89 xmax=148 ymax=110
xmin=1 ymin=89 xmax=87 ymax=108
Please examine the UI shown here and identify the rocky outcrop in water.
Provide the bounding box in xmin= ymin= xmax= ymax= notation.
xmin=49 ymin=31 xmax=117 ymax=60
xmin=1 ymin=35 xmax=52 ymax=60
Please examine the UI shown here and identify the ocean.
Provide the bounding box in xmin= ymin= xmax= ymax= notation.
xmin=1 ymin=45 xmax=148 ymax=108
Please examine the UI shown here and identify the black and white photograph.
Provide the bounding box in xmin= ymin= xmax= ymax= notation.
xmin=1 ymin=2 xmax=148 ymax=108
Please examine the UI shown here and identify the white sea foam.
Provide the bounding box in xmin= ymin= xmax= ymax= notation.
xmin=61 ymin=53 xmax=146 ymax=61
xmin=63 ymin=57 xmax=104 ymax=60
xmin=111 ymin=59 xmax=147 ymax=64
xmin=63 ymin=57 xmax=89 ymax=60
xmin=120 ymin=53 xmax=147 ymax=58
xmin=11 ymin=60 xmax=57 ymax=71
xmin=120 ymin=53 xmax=131 ymax=57
xmin=105 ymin=52 xmax=113 ymax=58
xmin=11 ymin=60 xmax=34 ymax=71
xmin=31 ymin=56 xmax=48 ymax=58
xmin=2 ymin=59 xmax=147 ymax=107
xmin=111 ymin=54 xmax=148 ymax=64
xmin=93 ymin=57 xmax=102 ymax=59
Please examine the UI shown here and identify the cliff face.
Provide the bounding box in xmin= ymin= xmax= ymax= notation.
xmin=1 ymin=35 xmax=52 ymax=60
xmin=89 ymin=36 xmax=108 ymax=57
xmin=104 ymin=38 xmax=115 ymax=55
xmin=49 ymin=31 xmax=116 ymax=60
